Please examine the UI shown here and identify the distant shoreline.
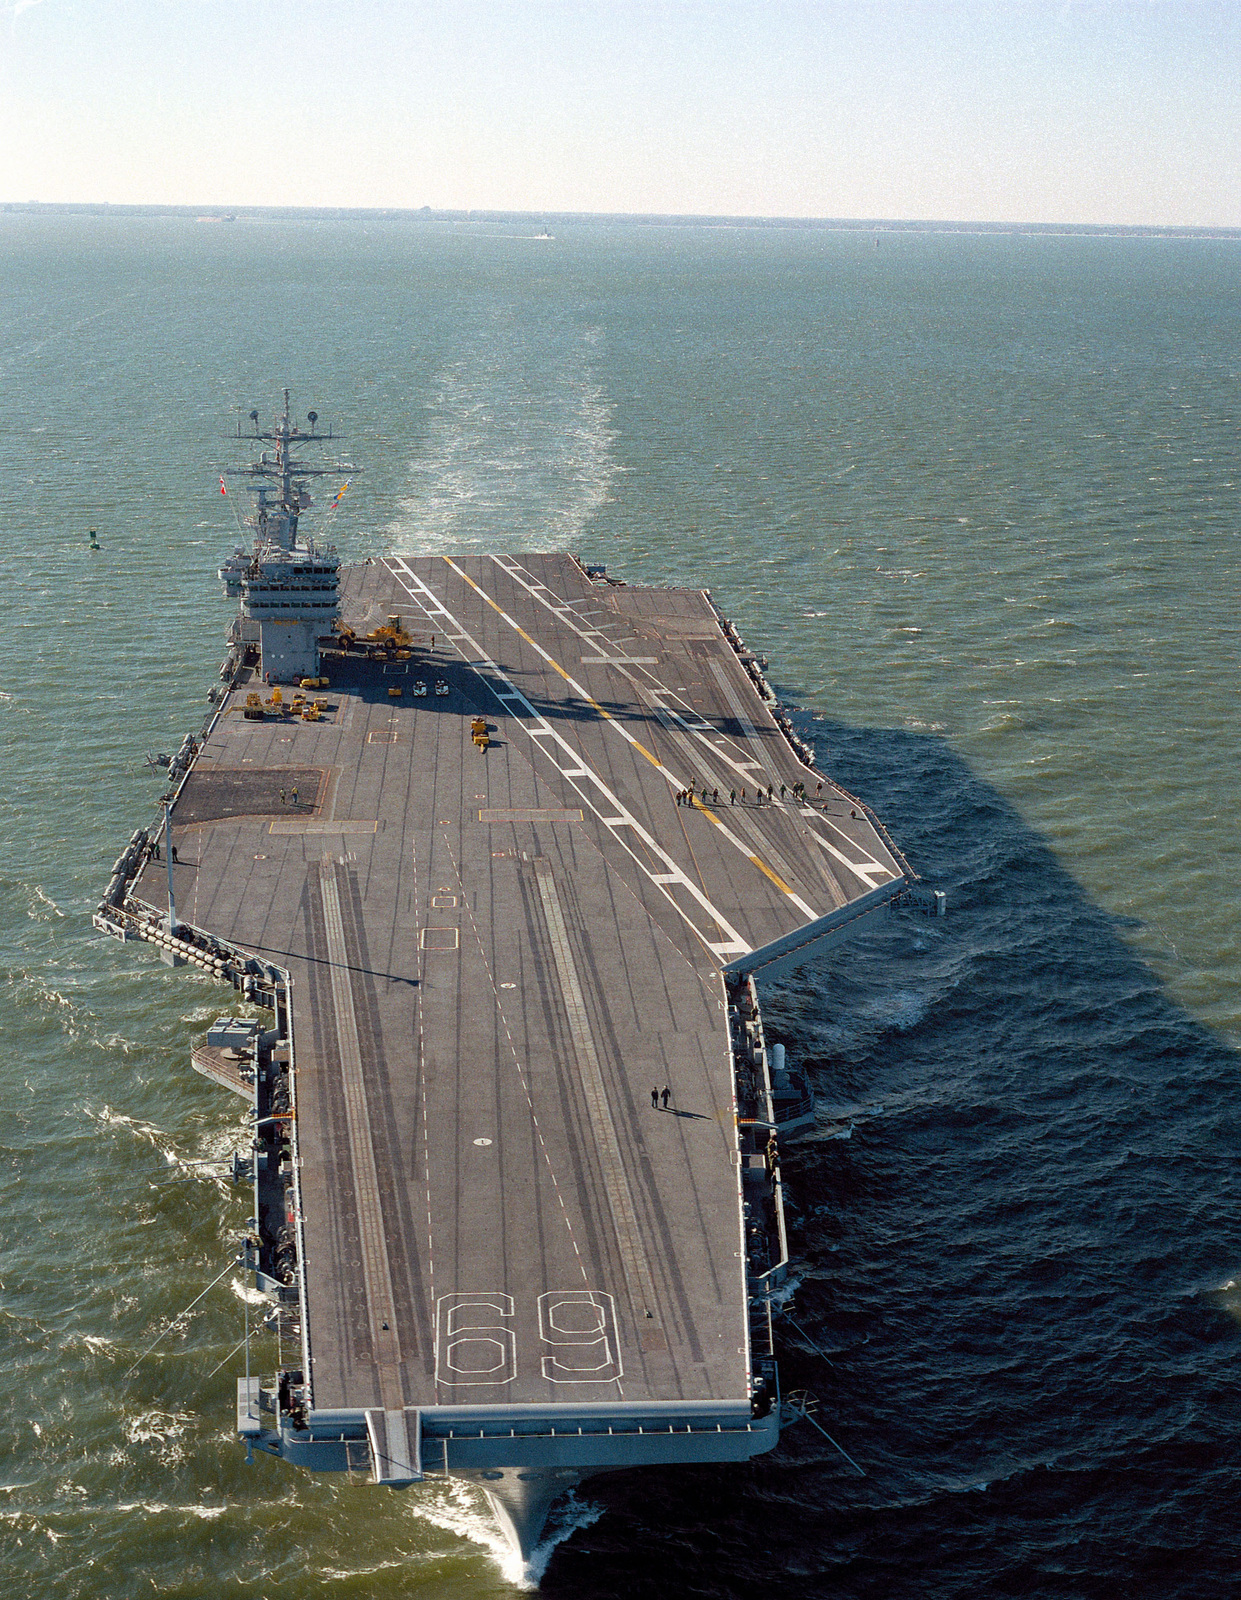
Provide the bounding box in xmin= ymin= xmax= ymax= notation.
xmin=2 ymin=201 xmax=1238 ymax=241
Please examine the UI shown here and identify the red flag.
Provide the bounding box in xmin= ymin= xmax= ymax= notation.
xmin=219 ymin=476 xmax=227 ymax=496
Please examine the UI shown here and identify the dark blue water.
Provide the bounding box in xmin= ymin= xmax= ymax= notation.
xmin=541 ymin=716 xmax=1241 ymax=1598
xmin=1 ymin=214 xmax=1239 ymax=1595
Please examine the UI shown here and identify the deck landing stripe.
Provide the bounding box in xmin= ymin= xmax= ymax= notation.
xmin=531 ymin=859 xmax=660 ymax=1330
xmin=479 ymin=807 xmax=584 ymax=823
xmin=318 ymin=861 xmax=405 ymax=1406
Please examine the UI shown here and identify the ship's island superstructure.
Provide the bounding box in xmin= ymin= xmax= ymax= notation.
xmin=216 ymin=399 xmax=344 ymax=682
xmin=95 ymin=396 xmax=942 ymax=1564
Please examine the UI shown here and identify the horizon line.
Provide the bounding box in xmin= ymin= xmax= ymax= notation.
xmin=3 ymin=200 xmax=1240 ymax=240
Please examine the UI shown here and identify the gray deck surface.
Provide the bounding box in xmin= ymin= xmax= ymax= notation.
xmin=137 ymin=553 xmax=907 ymax=1414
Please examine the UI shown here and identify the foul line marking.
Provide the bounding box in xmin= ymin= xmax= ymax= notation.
xmin=452 ymin=555 xmax=820 ymax=918
xmin=383 ymin=558 xmax=747 ymax=961
xmin=493 ymin=554 xmax=896 ymax=898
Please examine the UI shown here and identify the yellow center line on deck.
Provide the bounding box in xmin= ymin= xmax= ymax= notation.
xmin=445 ymin=559 xmax=664 ymax=766
xmin=486 ymin=555 xmax=825 ymax=920
xmin=385 ymin=556 xmax=747 ymax=959
xmin=686 ymin=796 xmax=797 ymax=896
xmin=749 ymin=853 xmax=796 ymax=897
xmin=442 ymin=556 xmax=817 ymax=921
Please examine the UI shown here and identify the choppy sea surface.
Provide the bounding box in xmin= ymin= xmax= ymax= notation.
xmin=1 ymin=214 xmax=1239 ymax=1598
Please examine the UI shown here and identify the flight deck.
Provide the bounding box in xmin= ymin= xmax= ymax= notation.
xmin=132 ymin=551 xmax=909 ymax=1413
xmin=93 ymin=398 xmax=936 ymax=1560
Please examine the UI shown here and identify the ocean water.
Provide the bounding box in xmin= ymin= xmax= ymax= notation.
xmin=1 ymin=213 xmax=1239 ymax=1598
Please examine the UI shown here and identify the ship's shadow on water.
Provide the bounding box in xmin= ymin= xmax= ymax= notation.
xmin=543 ymin=717 xmax=1241 ymax=1600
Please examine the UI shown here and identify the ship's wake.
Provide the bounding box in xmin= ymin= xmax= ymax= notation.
xmin=406 ymin=1478 xmax=602 ymax=1589
xmin=383 ymin=319 xmax=615 ymax=558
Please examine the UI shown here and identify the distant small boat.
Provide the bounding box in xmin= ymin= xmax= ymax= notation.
xmin=533 ymin=230 xmax=554 ymax=241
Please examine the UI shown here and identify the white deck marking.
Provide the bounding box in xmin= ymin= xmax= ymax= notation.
xmin=800 ymin=826 xmax=896 ymax=890
xmin=434 ymin=1293 xmax=518 ymax=1387
xmin=705 ymin=659 xmax=779 ymax=780
xmin=437 ymin=554 xmax=819 ymax=923
xmin=488 ymin=554 xmax=897 ymax=896
xmin=411 ymin=837 xmax=436 ymax=1321
xmin=318 ymin=860 xmax=405 ymax=1407
xmin=539 ymin=1290 xmax=623 ymax=1384
xmin=532 ymin=858 xmax=660 ymax=1329
xmin=648 ymin=712 xmax=818 ymax=914
xmin=384 ymin=558 xmax=749 ymax=960
xmin=269 ymin=819 xmax=378 ymax=835
xmin=488 ymin=555 xmax=762 ymax=788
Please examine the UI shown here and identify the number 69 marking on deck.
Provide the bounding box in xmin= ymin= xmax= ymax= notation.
xmin=433 ymin=1289 xmax=623 ymax=1386
xmin=539 ymin=1290 xmax=623 ymax=1384
xmin=434 ymin=1293 xmax=518 ymax=1386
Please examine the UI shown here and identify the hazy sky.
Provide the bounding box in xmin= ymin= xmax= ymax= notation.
xmin=1 ymin=1 xmax=1237 ymax=225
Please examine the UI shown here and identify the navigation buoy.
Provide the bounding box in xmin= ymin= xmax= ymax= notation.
xmin=88 ymin=528 xmax=100 ymax=549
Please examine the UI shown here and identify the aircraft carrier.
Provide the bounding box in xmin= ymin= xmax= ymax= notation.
xmin=95 ymin=396 xmax=941 ymax=1563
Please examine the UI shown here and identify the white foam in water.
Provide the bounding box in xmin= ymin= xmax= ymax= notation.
xmin=525 ymin=1489 xmax=604 ymax=1586
xmin=114 ymin=1501 xmax=228 ymax=1520
xmin=228 ymin=1275 xmax=269 ymax=1307
xmin=83 ymin=1105 xmax=168 ymax=1147
xmin=406 ymin=1480 xmax=526 ymax=1585
xmin=384 ymin=325 xmax=615 ymax=559
xmin=407 ymin=1478 xmax=602 ymax=1589
xmin=865 ymin=989 xmax=928 ymax=1031
xmin=27 ymin=885 xmax=64 ymax=920
xmin=123 ymin=1410 xmax=191 ymax=1464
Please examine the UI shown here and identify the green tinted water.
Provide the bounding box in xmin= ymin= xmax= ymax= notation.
xmin=1 ymin=215 xmax=1238 ymax=1596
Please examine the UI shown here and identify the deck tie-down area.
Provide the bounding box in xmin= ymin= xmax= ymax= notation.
xmin=109 ymin=550 xmax=925 ymax=1519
